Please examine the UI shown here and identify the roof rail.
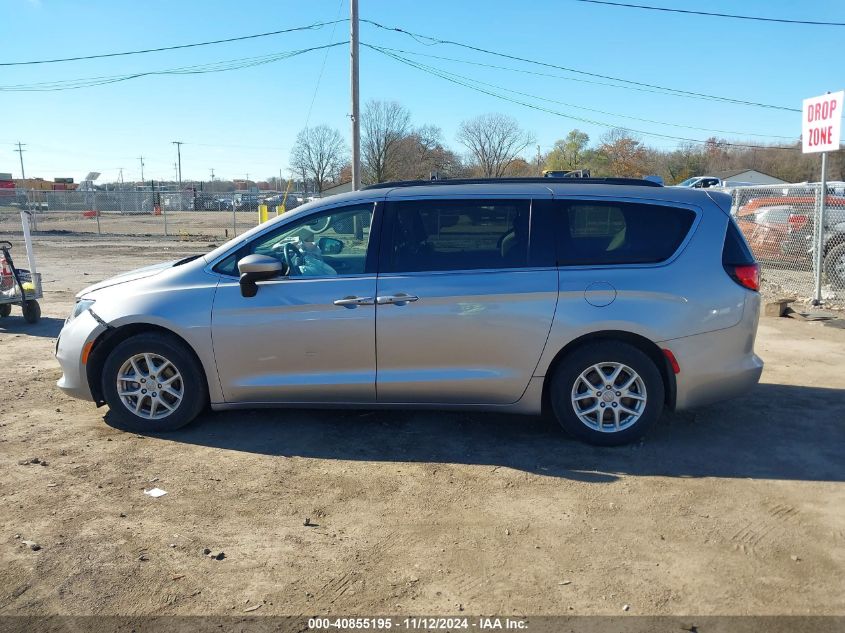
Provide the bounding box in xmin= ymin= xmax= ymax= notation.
xmin=362 ymin=177 xmax=663 ymax=190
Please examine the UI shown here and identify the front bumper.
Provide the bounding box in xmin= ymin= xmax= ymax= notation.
xmin=55 ymin=309 xmax=106 ymax=401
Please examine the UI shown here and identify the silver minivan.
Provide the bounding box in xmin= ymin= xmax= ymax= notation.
xmin=56 ymin=178 xmax=763 ymax=445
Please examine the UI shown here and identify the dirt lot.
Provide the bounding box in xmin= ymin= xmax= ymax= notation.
xmin=0 ymin=209 xmax=262 ymax=242
xmin=1 ymin=234 xmax=844 ymax=617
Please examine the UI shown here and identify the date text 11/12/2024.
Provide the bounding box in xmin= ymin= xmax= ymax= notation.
xmin=307 ymin=617 xmax=529 ymax=630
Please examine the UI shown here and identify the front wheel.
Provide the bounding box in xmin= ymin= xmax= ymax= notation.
xmin=22 ymin=300 xmax=40 ymax=324
xmin=549 ymin=341 xmax=665 ymax=446
xmin=101 ymin=333 xmax=207 ymax=432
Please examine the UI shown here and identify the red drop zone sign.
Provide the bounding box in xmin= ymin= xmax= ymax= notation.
xmin=802 ymin=91 xmax=843 ymax=154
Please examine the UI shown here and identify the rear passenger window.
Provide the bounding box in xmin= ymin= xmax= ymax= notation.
xmin=558 ymin=201 xmax=696 ymax=265
xmin=387 ymin=199 xmax=531 ymax=272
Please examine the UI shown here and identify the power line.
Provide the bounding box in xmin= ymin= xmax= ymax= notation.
xmin=292 ymin=0 xmax=346 ymax=197
xmin=572 ymin=0 xmax=845 ymax=27
xmin=366 ymin=44 xmax=675 ymax=96
xmin=0 ymin=42 xmax=347 ymax=92
xmin=361 ymin=19 xmax=799 ymax=112
xmin=0 ymin=19 xmax=346 ymax=67
xmin=184 ymin=141 xmax=287 ymax=151
xmin=304 ymin=0 xmax=346 ymax=127
xmin=365 ymin=44 xmax=793 ymax=140
xmin=368 ymin=45 xmax=799 ymax=151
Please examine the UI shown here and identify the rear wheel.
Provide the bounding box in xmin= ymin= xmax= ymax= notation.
xmin=549 ymin=341 xmax=664 ymax=446
xmin=824 ymin=243 xmax=845 ymax=289
xmin=101 ymin=333 xmax=207 ymax=432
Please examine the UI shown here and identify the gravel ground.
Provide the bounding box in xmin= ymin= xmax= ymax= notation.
xmin=1 ymin=234 xmax=844 ymax=617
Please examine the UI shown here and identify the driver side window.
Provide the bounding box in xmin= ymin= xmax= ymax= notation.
xmin=214 ymin=203 xmax=374 ymax=277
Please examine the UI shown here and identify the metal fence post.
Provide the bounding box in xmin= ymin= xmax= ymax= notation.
xmin=95 ymin=192 xmax=101 ymax=235
xmin=813 ymin=153 xmax=829 ymax=305
xmin=163 ymin=202 xmax=169 ymax=237
xmin=232 ymin=200 xmax=237 ymax=237
xmin=28 ymin=191 xmax=38 ymax=232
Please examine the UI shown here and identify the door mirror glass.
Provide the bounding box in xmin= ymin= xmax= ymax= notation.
xmin=238 ymin=254 xmax=284 ymax=297
xmin=317 ymin=236 xmax=344 ymax=255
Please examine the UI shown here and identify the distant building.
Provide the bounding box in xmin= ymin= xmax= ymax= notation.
xmin=709 ymin=169 xmax=787 ymax=185
xmin=320 ymin=180 xmax=354 ymax=197
xmin=13 ymin=177 xmax=77 ymax=191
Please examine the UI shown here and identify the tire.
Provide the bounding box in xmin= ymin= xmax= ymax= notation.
xmin=22 ymin=300 xmax=40 ymax=324
xmin=549 ymin=341 xmax=665 ymax=446
xmin=101 ymin=333 xmax=207 ymax=432
xmin=824 ymin=242 xmax=845 ymax=289
xmin=0 ymin=303 xmax=10 ymax=318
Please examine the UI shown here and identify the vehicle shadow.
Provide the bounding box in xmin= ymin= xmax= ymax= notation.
xmin=125 ymin=383 xmax=845 ymax=483
xmin=0 ymin=315 xmax=63 ymax=338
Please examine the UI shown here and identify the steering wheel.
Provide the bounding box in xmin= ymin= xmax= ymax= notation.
xmin=282 ymin=242 xmax=301 ymax=275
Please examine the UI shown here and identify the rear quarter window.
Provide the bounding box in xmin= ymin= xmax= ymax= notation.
xmin=723 ymin=217 xmax=756 ymax=265
xmin=557 ymin=201 xmax=696 ymax=266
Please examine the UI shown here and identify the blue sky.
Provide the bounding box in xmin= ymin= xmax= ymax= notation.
xmin=2 ymin=0 xmax=843 ymax=183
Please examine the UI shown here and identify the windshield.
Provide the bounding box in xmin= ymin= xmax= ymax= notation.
xmin=677 ymin=177 xmax=699 ymax=187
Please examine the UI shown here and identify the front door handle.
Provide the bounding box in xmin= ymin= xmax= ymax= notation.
xmin=376 ymin=293 xmax=419 ymax=306
xmin=333 ymin=296 xmax=374 ymax=308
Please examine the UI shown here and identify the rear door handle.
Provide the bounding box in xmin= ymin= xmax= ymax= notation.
xmin=376 ymin=293 xmax=419 ymax=305
xmin=333 ymin=296 xmax=374 ymax=308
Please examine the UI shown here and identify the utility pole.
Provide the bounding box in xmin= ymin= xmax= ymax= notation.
xmin=14 ymin=142 xmax=27 ymax=180
xmin=138 ymin=156 xmax=145 ymax=182
xmin=209 ymin=168 xmax=215 ymax=192
xmin=350 ymin=0 xmax=361 ymax=191
xmin=537 ymin=145 xmax=541 ymax=176
xmin=14 ymin=141 xmax=37 ymax=233
xmin=172 ymin=141 xmax=183 ymax=188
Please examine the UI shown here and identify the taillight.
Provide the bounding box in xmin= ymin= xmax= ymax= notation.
xmin=726 ymin=263 xmax=760 ymax=291
xmin=788 ymin=213 xmax=808 ymax=232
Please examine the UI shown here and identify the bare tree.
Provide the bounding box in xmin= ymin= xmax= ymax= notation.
xmin=393 ymin=125 xmax=463 ymax=180
xmin=362 ymin=100 xmax=412 ymax=183
xmin=289 ymin=125 xmax=347 ymax=193
xmin=457 ymin=113 xmax=535 ymax=178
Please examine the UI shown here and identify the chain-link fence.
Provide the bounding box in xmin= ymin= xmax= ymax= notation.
xmin=727 ymin=183 xmax=845 ymax=306
xmin=0 ymin=189 xmax=305 ymax=241
xmin=4 ymin=183 xmax=845 ymax=307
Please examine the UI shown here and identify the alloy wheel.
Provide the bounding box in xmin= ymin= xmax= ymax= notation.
xmin=116 ymin=353 xmax=184 ymax=420
xmin=570 ymin=362 xmax=647 ymax=432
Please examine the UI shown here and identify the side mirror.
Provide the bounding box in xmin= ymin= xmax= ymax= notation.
xmin=238 ymin=254 xmax=283 ymax=298
xmin=317 ymin=237 xmax=344 ymax=255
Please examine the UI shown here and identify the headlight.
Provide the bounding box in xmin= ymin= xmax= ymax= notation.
xmin=69 ymin=299 xmax=95 ymax=322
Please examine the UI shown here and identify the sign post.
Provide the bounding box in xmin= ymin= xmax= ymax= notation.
xmin=802 ymin=90 xmax=843 ymax=305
